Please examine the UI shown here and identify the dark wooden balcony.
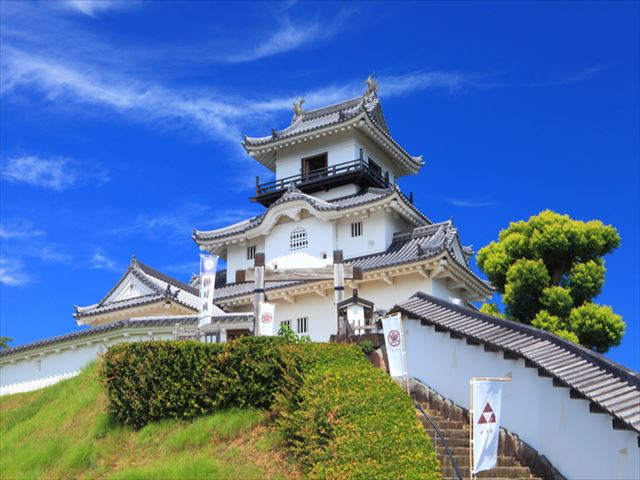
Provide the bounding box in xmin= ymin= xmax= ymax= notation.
xmin=251 ymin=158 xmax=390 ymax=206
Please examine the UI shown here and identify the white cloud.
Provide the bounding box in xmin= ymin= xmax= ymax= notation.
xmin=446 ymin=198 xmax=498 ymax=208
xmin=61 ymin=0 xmax=139 ymax=17
xmin=224 ymin=10 xmax=352 ymax=63
xmin=1 ymin=155 xmax=78 ymax=190
xmin=89 ymin=248 xmax=118 ymax=271
xmin=0 ymin=154 xmax=109 ymax=191
xmin=0 ymin=219 xmax=45 ymax=239
xmin=0 ymin=258 xmax=30 ymax=286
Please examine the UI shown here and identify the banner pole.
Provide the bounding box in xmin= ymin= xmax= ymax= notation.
xmin=469 ymin=379 xmax=474 ymax=480
xmin=401 ymin=315 xmax=409 ymax=394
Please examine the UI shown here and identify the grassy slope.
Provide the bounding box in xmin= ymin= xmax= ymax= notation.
xmin=0 ymin=364 xmax=297 ymax=480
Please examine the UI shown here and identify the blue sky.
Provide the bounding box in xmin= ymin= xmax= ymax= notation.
xmin=1 ymin=1 xmax=638 ymax=369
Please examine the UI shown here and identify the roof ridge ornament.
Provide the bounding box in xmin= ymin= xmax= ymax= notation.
xmin=292 ymin=97 xmax=305 ymax=119
xmin=364 ymin=75 xmax=378 ymax=101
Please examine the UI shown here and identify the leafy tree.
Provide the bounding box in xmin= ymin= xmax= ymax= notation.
xmin=477 ymin=210 xmax=625 ymax=353
xmin=0 ymin=337 xmax=12 ymax=350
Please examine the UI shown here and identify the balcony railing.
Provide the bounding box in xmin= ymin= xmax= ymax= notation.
xmin=255 ymin=158 xmax=390 ymax=197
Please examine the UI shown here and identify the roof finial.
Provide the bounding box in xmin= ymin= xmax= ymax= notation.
xmin=130 ymin=254 xmax=138 ymax=267
xmin=292 ymin=97 xmax=305 ymax=118
xmin=364 ymin=75 xmax=378 ymax=97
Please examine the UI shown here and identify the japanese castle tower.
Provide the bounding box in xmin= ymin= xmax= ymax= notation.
xmin=191 ymin=78 xmax=492 ymax=338
xmin=2 ymin=78 xmax=638 ymax=480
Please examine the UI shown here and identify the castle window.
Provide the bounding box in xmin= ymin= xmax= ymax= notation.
xmin=296 ymin=316 xmax=308 ymax=334
xmin=351 ymin=221 xmax=363 ymax=237
xmin=368 ymin=157 xmax=382 ymax=178
xmin=246 ymin=245 xmax=256 ymax=260
xmin=280 ymin=319 xmax=291 ymax=330
xmin=290 ymin=228 xmax=308 ymax=251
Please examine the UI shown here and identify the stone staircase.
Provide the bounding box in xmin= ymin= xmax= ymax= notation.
xmin=415 ymin=401 xmax=543 ymax=480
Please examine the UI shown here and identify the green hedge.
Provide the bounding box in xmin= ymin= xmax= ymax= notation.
xmin=101 ymin=337 xmax=299 ymax=428
xmin=101 ymin=338 xmax=439 ymax=479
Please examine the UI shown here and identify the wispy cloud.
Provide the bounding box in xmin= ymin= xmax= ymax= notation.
xmin=224 ymin=11 xmax=351 ymax=63
xmin=89 ymin=248 xmax=119 ymax=271
xmin=0 ymin=258 xmax=30 ymax=286
xmin=0 ymin=219 xmax=45 ymax=239
xmin=445 ymin=198 xmax=499 ymax=208
xmin=0 ymin=155 xmax=109 ymax=191
xmin=60 ymin=0 xmax=140 ymax=18
xmin=110 ymin=203 xmax=260 ymax=241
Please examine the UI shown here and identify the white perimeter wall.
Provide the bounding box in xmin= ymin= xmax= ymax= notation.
xmin=0 ymin=330 xmax=174 ymax=396
xmin=405 ymin=320 xmax=640 ymax=479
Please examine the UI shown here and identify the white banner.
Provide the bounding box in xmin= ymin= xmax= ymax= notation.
xmin=258 ymin=302 xmax=276 ymax=336
xmin=472 ymin=380 xmax=502 ymax=474
xmin=199 ymin=254 xmax=218 ymax=327
xmin=382 ymin=313 xmax=407 ymax=378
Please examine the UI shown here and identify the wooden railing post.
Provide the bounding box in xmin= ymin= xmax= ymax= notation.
xmin=253 ymin=253 xmax=265 ymax=335
xmin=333 ymin=250 xmax=345 ymax=334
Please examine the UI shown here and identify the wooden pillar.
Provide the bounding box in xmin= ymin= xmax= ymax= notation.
xmin=333 ymin=250 xmax=345 ymax=334
xmin=253 ymin=253 xmax=265 ymax=336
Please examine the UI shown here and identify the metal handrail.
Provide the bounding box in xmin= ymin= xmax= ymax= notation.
xmin=255 ymin=158 xmax=389 ymax=195
xmin=415 ymin=402 xmax=463 ymax=480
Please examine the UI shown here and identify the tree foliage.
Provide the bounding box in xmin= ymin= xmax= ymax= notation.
xmin=477 ymin=210 xmax=625 ymax=353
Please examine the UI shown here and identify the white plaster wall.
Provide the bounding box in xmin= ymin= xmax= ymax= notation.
xmin=355 ymin=130 xmax=399 ymax=183
xmin=265 ymin=216 xmax=334 ymax=263
xmin=336 ymin=209 xmax=386 ymax=258
xmin=404 ymin=321 xmax=640 ymax=480
xmin=313 ymin=184 xmax=359 ymax=201
xmin=0 ymin=330 xmax=174 ymax=395
xmin=275 ymin=132 xmax=358 ymax=180
xmin=226 ymin=238 xmax=265 ymax=283
xmin=273 ymin=293 xmax=336 ymax=341
xmin=265 ymin=273 xmax=456 ymax=342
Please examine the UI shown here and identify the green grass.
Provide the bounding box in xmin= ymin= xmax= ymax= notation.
xmin=0 ymin=363 xmax=296 ymax=480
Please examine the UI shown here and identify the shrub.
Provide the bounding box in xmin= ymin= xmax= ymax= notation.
xmin=277 ymin=343 xmax=440 ymax=479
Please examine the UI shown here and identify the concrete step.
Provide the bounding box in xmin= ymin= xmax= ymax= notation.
xmin=436 ymin=454 xmax=519 ymax=467
xmin=441 ymin=465 xmax=536 ymax=478
xmin=419 ymin=418 xmax=468 ymax=430
xmin=430 ymin=436 xmax=469 ymax=448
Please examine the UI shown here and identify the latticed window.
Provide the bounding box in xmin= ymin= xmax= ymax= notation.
xmin=351 ymin=221 xmax=363 ymax=237
xmin=280 ymin=319 xmax=291 ymax=330
xmin=246 ymin=245 xmax=256 ymax=260
xmin=289 ymin=228 xmax=308 ymax=251
xmin=296 ymin=317 xmax=308 ymax=334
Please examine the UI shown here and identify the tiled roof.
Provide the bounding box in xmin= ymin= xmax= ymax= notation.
xmin=0 ymin=314 xmax=254 ymax=358
xmin=393 ymin=292 xmax=640 ymax=434
xmin=194 ymin=185 xmax=430 ymax=243
xmin=242 ymin=90 xmax=423 ymax=173
xmin=74 ymin=257 xmax=201 ymax=319
xmin=212 ymin=220 xmax=492 ymax=302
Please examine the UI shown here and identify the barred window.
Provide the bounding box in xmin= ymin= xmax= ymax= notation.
xmin=280 ymin=319 xmax=291 ymax=330
xmin=289 ymin=228 xmax=308 ymax=251
xmin=296 ymin=316 xmax=308 ymax=334
xmin=351 ymin=221 xmax=363 ymax=237
xmin=246 ymin=245 xmax=256 ymax=260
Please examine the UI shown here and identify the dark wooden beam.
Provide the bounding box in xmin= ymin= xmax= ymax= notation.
xmin=466 ymin=338 xmax=481 ymax=346
xmin=434 ymin=325 xmax=448 ymax=333
xmin=525 ymin=359 xmax=537 ymax=369
xmin=552 ymin=378 xmax=568 ymax=388
xmin=503 ymin=351 xmax=519 ymax=360
xmin=589 ymin=402 xmax=607 ymax=414
xmin=612 ymin=418 xmax=633 ymax=431
xmin=538 ymin=368 xmax=553 ymax=378
xmin=450 ymin=331 xmax=464 ymax=339
xmin=483 ymin=344 xmax=500 ymax=352
xmin=570 ymin=389 xmax=587 ymax=400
